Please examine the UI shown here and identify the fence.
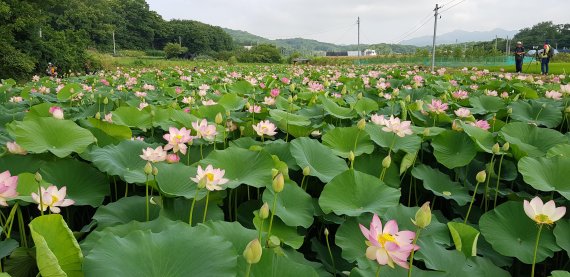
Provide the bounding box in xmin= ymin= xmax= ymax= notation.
xmin=355 ymin=56 xmax=535 ymax=67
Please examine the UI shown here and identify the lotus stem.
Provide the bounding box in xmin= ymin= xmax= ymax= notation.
xmin=5 ymin=202 xmax=19 ymax=239
xmin=38 ymin=182 xmax=44 ymax=217
xmin=375 ymin=264 xmax=381 ymax=277
xmin=17 ymin=205 xmax=28 ymax=248
xmin=325 ymin=229 xmax=337 ymax=276
xmin=407 ymin=228 xmax=421 ymax=277
xmin=245 ymin=263 xmax=252 ymax=277
xmin=202 ymin=191 xmax=210 ymax=223
xmin=189 ymin=187 xmax=201 ymax=225
xmin=493 ymin=154 xmax=505 ymax=208
xmin=531 ymin=224 xmax=544 ymax=277
xmin=266 ymin=192 xmax=279 ymax=245
xmin=484 ymin=154 xmax=495 ymax=211
xmin=258 ymin=218 xmax=264 ymax=242
xmin=145 ymin=174 xmax=150 ymax=221
xmin=464 ymin=181 xmax=481 ymax=223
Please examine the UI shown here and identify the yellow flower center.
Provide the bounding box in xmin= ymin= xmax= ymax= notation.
xmin=377 ymin=233 xmax=397 ymax=247
xmin=206 ymin=173 xmax=215 ymax=182
xmin=175 ymin=134 xmax=182 ymax=140
xmin=534 ymin=214 xmax=554 ymax=225
xmin=51 ymin=195 xmax=59 ymax=205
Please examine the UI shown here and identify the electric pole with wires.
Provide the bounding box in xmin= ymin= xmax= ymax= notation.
xmin=357 ymin=17 xmax=361 ymax=64
xmin=431 ymin=4 xmax=440 ymax=72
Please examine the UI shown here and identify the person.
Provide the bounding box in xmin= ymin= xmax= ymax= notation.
xmin=514 ymin=41 xmax=525 ymax=73
xmin=540 ymin=41 xmax=552 ymax=75
xmin=45 ymin=62 xmax=57 ymax=77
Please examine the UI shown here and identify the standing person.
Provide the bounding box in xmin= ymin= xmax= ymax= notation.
xmin=514 ymin=41 xmax=525 ymax=73
xmin=540 ymin=41 xmax=552 ymax=75
xmin=45 ymin=62 xmax=57 ymax=77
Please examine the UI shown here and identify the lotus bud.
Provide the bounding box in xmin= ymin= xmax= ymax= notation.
xmin=476 ymin=170 xmax=487 ymax=183
xmin=492 ymin=143 xmax=500 ymax=154
xmin=324 ymin=228 xmax=330 ymax=236
xmin=405 ymin=95 xmax=411 ymax=102
xmin=245 ymin=102 xmax=251 ymax=109
xmin=288 ymin=96 xmax=293 ymax=103
xmin=412 ymin=202 xmax=432 ymax=229
xmin=293 ymin=95 xmax=298 ymax=101
xmin=507 ymin=108 xmax=513 ymax=115
xmin=357 ymin=93 xmax=363 ymax=100
xmin=357 ymin=118 xmax=366 ymax=130
xmin=290 ymin=83 xmax=296 ymax=91
xmin=95 ymin=112 xmax=101 ymax=120
xmin=215 ymin=113 xmax=223 ymax=124
xmin=260 ymin=202 xmax=270 ymax=219
xmin=341 ymin=86 xmax=347 ymax=95
xmin=565 ymin=106 xmax=570 ymax=114
xmin=144 ymin=162 xmax=153 ymax=175
xmin=35 ymin=172 xmax=43 ymax=182
xmin=152 ymin=166 xmax=159 ymax=176
xmin=303 ymin=166 xmax=311 ymax=176
xmin=271 ymin=168 xmax=279 ymax=178
xmin=422 ymin=128 xmax=430 ymax=137
xmin=226 ymin=111 xmax=231 ymax=116
xmin=197 ymin=176 xmax=207 ymax=189
xmin=502 ymin=142 xmax=510 ymax=151
xmin=103 ymin=97 xmax=109 ymax=104
xmin=243 ymin=239 xmax=262 ymax=264
xmin=324 ymin=81 xmax=330 ymax=87
xmin=273 ymin=173 xmax=285 ymax=193
xmin=382 ymin=155 xmax=391 ymax=168
xmin=268 ymin=235 xmax=280 ymax=248
xmin=348 ymin=151 xmax=355 ymax=163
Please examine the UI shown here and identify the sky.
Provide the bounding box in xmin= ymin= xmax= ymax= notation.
xmin=146 ymin=0 xmax=569 ymax=45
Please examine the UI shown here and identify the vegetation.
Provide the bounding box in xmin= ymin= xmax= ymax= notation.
xmin=163 ymin=43 xmax=188 ymax=59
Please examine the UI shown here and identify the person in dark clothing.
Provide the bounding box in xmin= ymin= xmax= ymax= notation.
xmin=540 ymin=40 xmax=552 ymax=75
xmin=514 ymin=41 xmax=525 ymax=73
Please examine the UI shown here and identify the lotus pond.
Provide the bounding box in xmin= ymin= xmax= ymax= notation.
xmin=0 ymin=65 xmax=569 ymax=277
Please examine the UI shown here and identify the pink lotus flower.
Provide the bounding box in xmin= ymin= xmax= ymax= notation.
xmin=263 ymin=97 xmax=276 ymax=106
xmin=382 ymin=116 xmax=413 ymax=137
xmin=470 ymin=120 xmax=490 ymax=130
xmin=307 ymin=81 xmax=324 ymax=92
xmin=0 ymin=171 xmax=18 ymax=206
xmin=49 ymin=106 xmax=64 ymax=119
xmin=485 ymin=90 xmax=498 ymax=97
xmin=166 ymin=153 xmax=180 ymax=164
xmin=524 ymin=196 xmax=566 ymax=225
xmin=9 ymin=96 xmax=23 ymax=103
xmin=248 ymin=105 xmax=261 ymax=114
xmin=370 ymin=114 xmax=386 ymax=126
xmin=7 ymin=141 xmax=27 ymax=155
xmin=560 ymin=84 xmax=570 ymax=94
xmin=138 ymin=102 xmax=149 ymax=110
xmin=427 ymin=99 xmax=448 ymax=114
xmin=270 ymin=88 xmax=280 ymax=98
xmin=103 ymin=113 xmax=113 ymax=123
xmin=31 ymin=185 xmax=74 ymax=213
xmin=359 ymin=214 xmax=419 ymax=269
xmin=163 ymin=127 xmax=192 ymax=154
xmin=140 ymin=146 xmax=168 ymax=163
xmin=202 ymin=99 xmax=217 ymax=106
xmin=545 ymin=90 xmax=562 ymax=100
xmin=192 ymin=119 xmax=218 ymax=141
xmin=412 ymin=75 xmax=423 ymax=85
xmin=191 ymin=165 xmax=229 ymax=191
xmin=252 ymin=120 xmax=277 ymax=137
xmin=454 ymin=107 xmax=471 ymax=118
xmin=135 ymin=91 xmax=147 ymax=98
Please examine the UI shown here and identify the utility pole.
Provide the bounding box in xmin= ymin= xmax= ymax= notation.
xmin=505 ymin=36 xmax=509 ymax=57
xmin=431 ymin=4 xmax=440 ymax=72
xmin=357 ymin=17 xmax=361 ymax=60
xmin=39 ymin=27 xmax=42 ymax=38
xmin=494 ymin=35 xmax=498 ymax=52
xmin=112 ymin=31 xmax=116 ymax=56
xmin=179 ymin=36 xmax=182 ymax=46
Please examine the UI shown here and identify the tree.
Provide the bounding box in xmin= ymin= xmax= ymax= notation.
xmin=237 ymin=44 xmax=282 ymax=63
xmin=163 ymin=43 xmax=188 ymax=59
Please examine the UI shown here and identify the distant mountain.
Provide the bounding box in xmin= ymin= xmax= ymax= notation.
xmin=401 ymin=28 xmax=518 ymax=46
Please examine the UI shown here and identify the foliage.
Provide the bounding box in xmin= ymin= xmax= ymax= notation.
xmin=163 ymin=43 xmax=188 ymax=59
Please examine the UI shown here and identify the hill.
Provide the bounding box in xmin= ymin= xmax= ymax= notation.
xmin=401 ymin=28 xmax=518 ymax=46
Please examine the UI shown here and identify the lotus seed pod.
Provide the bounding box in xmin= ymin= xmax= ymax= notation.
xmin=492 ymin=143 xmax=500 ymax=154
xmin=502 ymin=142 xmax=510 ymax=151
xmin=357 ymin=118 xmax=366 ymax=130
xmin=273 ymin=173 xmax=285 ymax=193
xmin=451 ymin=120 xmax=463 ymax=131
xmin=393 ymin=89 xmax=399 ymax=97
xmin=34 ymin=172 xmax=43 ymax=182
xmin=341 ymin=86 xmax=347 ymax=95
xmin=245 ymin=102 xmax=251 ymax=109
xmin=565 ymin=106 xmax=570 ymax=113
xmin=243 ymin=239 xmax=262 ymax=264
xmin=197 ymin=176 xmax=207 ymax=189
xmin=293 ymin=95 xmax=298 ymax=101
xmin=382 ymin=155 xmax=391 ymax=168
xmin=215 ymin=113 xmax=223 ymax=124
xmin=288 ymin=96 xmax=293 ymax=103
xmin=144 ymin=162 xmax=153 ymax=175
xmin=476 ymin=170 xmax=487 ymax=183
xmin=412 ymin=202 xmax=432 ymax=229
xmin=303 ymin=166 xmax=311 ymax=176
xmin=260 ymin=202 xmax=270 ymax=219
xmin=348 ymin=151 xmax=355 ymax=162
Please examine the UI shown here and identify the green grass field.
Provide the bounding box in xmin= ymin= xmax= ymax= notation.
xmin=477 ymin=62 xmax=570 ymax=75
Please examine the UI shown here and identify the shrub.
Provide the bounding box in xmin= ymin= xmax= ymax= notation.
xmin=163 ymin=43 xmax=188 ymax=59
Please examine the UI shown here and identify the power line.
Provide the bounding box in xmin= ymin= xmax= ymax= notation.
xmin=439 ymin=0 xmax=467 ymax=14
xmin=391 ymin=11 xmax=433 ymax=44
xmin=393 ymin=16 xmax=433 ymax=44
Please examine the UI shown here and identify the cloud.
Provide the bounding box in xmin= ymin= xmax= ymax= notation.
xmin=146 ymin=0 xmax=569 ymax=44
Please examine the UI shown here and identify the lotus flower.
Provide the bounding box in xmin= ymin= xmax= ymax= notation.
xmin=192 ymin=119 xmax=218 ymax=141
xmin=7 ymin=141 xmax=27 ymax=155
xmin=0 ymin=171 xmax=18 ymax=206
xmin=248 ymin=105 xmax=261 ymax=114
xmin=166 ymin=153 xmax=180 ymax=164
xmin=163 ymin=127 xmax=192 ymax=154
xmin=140 ymin=146 xmax=167 ymax=163
xmin=270 ymin=88 xmax=280 ymax=97
xmin=470 ymin=120 xmax=490 ymax=131
xmin=370 ymin=114 xmax=386 ymax=126
xmin=191 ymin=165 xmax=229 ymax=191
xmin=452 ymin=90 xmax=469 ymax=100
xmin=49 ymin=106 xmax=64 ymax=119
xmin=252 ymin=120 xmax=277 ymax=137
xmin=454 ymin=107 xmax=471 ymax=118
xmin=263 ymin=96 xmax=276 ymax=106
xmin=524 ymin=196 xmax=566 ymax=225
xmin=427 ymin=99 xmax=448 ymax=114
xmin=359 ymin=214 xmax=419 ymax=269
xmin=31 ymin=185 xmax=74 ymax=213
xmin=382 ymin=116 xmax=413 ymax=137
xmin=545 ymin=90 xmax=562 ymax=100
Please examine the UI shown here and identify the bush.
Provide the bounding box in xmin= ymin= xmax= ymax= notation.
xmin=163 ymin=43 xmax=188 ymax=59
xmin=145 ymin=50 xmax=166 ymax=57
xmin=119 ymin=50 xmax=146 ymax=57
xmin=236 ymin=44 xmax=282 ymax=63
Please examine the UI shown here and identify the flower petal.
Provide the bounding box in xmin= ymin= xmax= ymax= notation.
xmin=523 ymin=200 xmax=535 ymax=219
xmin=383 ymin=220 xmax=398 ymax=235
xmin=551 ymin=207 xmax=566 ymax=222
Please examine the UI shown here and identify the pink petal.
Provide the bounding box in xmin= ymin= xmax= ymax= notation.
xmin=383 ymin=220 xmax=398 ymax=235
xmin=542 ymin=200 xmax=556 ymax=218
xmin=551 ymin=207 xmax=566 ymax=222
xmin=359 ymin=224 xmax=371 ymax=238
xmin=375 ymin=248 xmax=390 ymax=266
xmin=529 ymin=197 xmax=543 ymax=214
xmin=523 ymin=200 xmax=535 ymax=219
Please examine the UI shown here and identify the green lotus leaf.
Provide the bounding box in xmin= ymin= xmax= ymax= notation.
xmin=518 ymin=156 xmax=570 ymax=199
xmin=84 ymin=118 xmax=132 ymax=140
xmin=111 ymin=106 xmax=152 ymax=129
xmin=56 ymin=83 xmax=82 ymax=101
xmin=411 ymin=164 xmax=471 ymax=205
xmin=554 ymin=220 xmax=570 ymax=258
xmin=448 ymin=222 xmax=480 ymax=257
xmin=550 ymin=271 xmax=570 ymax=277
xmin=500 ymin=122 xmax=568 ymax=159
xmin=89 ymin=140 xmax=153 ymax=184
xmin=322 ymin=126 xmax=375 ymax=158
xmin=29 ymin=215 xmax=83 ymax=277
xmin=365 ymin=124 xmax=421 ymax=154
xmin=469 ymin=95 xmax=506 ymax=114
xmin=83 ymin=224 xmax=237 ymax=277
xmin=479 ymin=201 xmax=560 ymax=264
xmin=39 ymin=159 xmax=110 ymax=207
xmin=290 ymin=137 xmax=348 ymax=183
xmin=432 ymin=130 xmax=478 ymax=169
xmin=269 ymin=109 xmax=311 ymax=126
xmin=354 ymin=98 xmax=379 ymax=115
xmin=200 ymin=146 xmax=273 ymax=189
xmin=253 ymin=211 xmax=304 ymax=249
xmin=547 ymin=144 xmax=570 ymax=158
xmin=319 ymin=169 xmax=400 ymax=216
xmin=8 ymin=117 xmax=96 ymax=158
xmin=92 ymin=196 xmax=160 ymax=230
xmin=319 ymin=95 xmax=355 ymax=119
xmin=510 ymin=100 xmax=562 ymax=128
xmin=461 ymin=122 xmax=496 ymax=153
xmin=154 ymin=163 xmax=206 ymax=199
xmin=262 ymin=180 xmax=314 ymax=228
xmin=217 ymin=93 xmax=246 ymax=111
xmin=229 ymin=80 xmax=254 ymax=95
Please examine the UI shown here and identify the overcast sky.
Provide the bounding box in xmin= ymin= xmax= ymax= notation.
xmin=146 ymin=0 xmax=569 ymax=45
